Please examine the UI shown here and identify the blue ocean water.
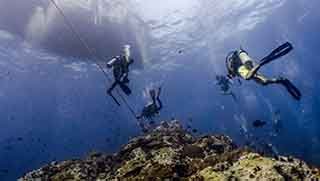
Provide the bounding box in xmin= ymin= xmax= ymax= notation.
xmin=0 ymin=0 xmax=319 ymax=180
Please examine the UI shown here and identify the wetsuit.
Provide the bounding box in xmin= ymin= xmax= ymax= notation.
xmin=107 ymin=55 xmax=133 ymax=95
xmin=226 ymin=45 xmax=301 ymax=100
xmin=137 ymin=88 xmax=162 ymax=120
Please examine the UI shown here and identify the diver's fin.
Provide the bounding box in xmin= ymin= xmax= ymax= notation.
xmin=260 ymin=42 xmax=293 ymax=66
xmin=108 ymin=92 xmax=121 ymax=106
xmin=281 ymin=79 xmax=301 ymax=100
xmin=119 ymin=83 xmax=132 ymax=95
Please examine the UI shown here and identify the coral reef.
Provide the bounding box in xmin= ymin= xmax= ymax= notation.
xmin=20 ymin=120 xmax=320 ymax=181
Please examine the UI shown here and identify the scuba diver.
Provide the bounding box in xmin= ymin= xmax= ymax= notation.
xmin=136 ymin=87 xmax=163 ymax=120
xmin=226 ymin=42 xmax=301 ymax=100
xmin=216 ymin=75 xmax=237 ymax=101
xmin=106 ymin=45 xmax=134 ymax=105
xmin=136 ymin=87 xmax=163 ymax=133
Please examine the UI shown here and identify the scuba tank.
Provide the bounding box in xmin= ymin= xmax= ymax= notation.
xmin=238 ymin=50 xmax=254 ymax=67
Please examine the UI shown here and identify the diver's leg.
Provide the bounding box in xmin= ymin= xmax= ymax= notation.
xmin=156 ymin=97 xmax=163 ymax=110
xmin=246 ymin=64 xmax=264 ymax=80
xmin=107 ymin=81 xmax=121 ymax=106
xmin=254 ymin=74 xmax=301 ymax=100
xmin=119 ymin=82 xmax=132 ymax=95
xmin=109 ymin=68 xmax=122 ymax=94
xmin=278 ymin=78 xmax=301 ymax=100
xmin=246 ymin=57 xmax=280 ymax=80
xmin=107 ymin=81 xmax=118 ymax=94
xmin=149 ymin=89 xmax=156 ymax=100
xmin=121 ymin=74 xmax=130 ymax=83
xmin=253 ymin=74 xmax=278 ymax=86
xmin=238 ymin=63 xmax=262 ymax=80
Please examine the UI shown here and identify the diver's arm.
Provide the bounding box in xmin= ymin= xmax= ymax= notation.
xmin=107 ymin=57 xmax=118 ymax=68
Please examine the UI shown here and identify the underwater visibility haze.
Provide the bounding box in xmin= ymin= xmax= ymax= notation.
xmin=0 ymin=0 xmax=320 ymax=180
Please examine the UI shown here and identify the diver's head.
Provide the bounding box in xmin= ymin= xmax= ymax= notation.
xmin=122 ymin=44 xmax=131 ymax=60
xmin=226 ymin=51 xmax=239 ymax=77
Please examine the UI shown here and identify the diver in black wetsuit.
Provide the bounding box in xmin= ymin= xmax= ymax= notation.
xmin=137 ymin=87 xmax=163 ymax=120
xmin=136 ymin=87 xmax=163 ymax=133
xmin=226 ymin=42 xmax=301 ymax=100
xmin=106 ymin=45 xmax=134 ymax=105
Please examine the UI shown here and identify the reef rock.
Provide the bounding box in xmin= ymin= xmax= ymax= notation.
xmin=20 ymin=120 xmax=320 ymax=181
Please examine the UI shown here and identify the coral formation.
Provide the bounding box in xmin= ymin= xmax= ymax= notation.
xmin=20 ymin=120 xmax=320 ymax=181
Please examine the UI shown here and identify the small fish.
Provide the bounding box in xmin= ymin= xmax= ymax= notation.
xmin=4 ymin=145 xmax=13 ymax=151
xmin=0 ymin=169 xmax=8 ymax=174
xmin=252 ymin=120 xmax=267 ymax=128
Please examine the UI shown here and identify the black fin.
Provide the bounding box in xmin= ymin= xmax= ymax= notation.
xmin=120 ymin=83 xmax=132 ymax=95
xmin=260 ymin=42 xmax=293 ymax=66
xmin=282 ymin=79 xmax=301 ymax=100
xmin=108 ymin=92 xmax=121 ymax=106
